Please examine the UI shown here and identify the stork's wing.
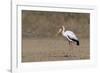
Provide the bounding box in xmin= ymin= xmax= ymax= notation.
xmin=64 ymin=31 xmax=78 ymax=40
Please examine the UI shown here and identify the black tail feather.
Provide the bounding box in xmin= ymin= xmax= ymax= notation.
xmin=72 ymin=39 xmax=79 ymax=46
xmin=76 ymin=40 xmax=79 ymax=46
xmin=67 ymin=36 xmax=79 ymax=46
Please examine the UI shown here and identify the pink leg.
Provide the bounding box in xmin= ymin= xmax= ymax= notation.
xmin=69 ymin=42 xmax=74 ymax=57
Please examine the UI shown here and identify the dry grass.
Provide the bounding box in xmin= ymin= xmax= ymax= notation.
xmin=22 ymin=11 xmax=90 ymax=38
xmin=22 ymin=10 xmax=90 ymax=62
xmin=22 ymin=38 xmax=89 ymax=62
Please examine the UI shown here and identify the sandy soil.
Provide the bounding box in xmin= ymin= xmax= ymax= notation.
xmin=22 ymin=38 xmax=90 ymax=62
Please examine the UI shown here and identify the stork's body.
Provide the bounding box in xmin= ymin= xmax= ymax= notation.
xmin=62 ymin=30 xmax=79 ymax=46
xmin=56 ymin=25 xmax=79 ymax=57
xmin=57 ymin=26 xmax=79 ymax=46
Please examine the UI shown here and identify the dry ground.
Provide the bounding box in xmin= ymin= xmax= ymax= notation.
xmin=22 ymin=38 xmax=90 ymax=62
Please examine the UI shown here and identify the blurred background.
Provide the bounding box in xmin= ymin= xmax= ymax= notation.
xmin=22 ymin=10 xmax=90 ymax=62
xmin=22 ymin=10 xmax=90 ymax=39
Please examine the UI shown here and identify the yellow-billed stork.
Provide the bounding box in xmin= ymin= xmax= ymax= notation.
xmin=57 ymin=25 xmax=79 ymax=46
xmin=56 ymin=25 xmax=79 ymax=57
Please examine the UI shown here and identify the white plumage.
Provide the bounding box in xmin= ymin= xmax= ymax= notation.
xmin=63 ymin=31 xmax=78 ymax=41
xmin=57 ymin=25 xmax=79 ymax=46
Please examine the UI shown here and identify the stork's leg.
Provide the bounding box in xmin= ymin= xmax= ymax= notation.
xmin=64 ymin=41 xmax=73 ymax=57
xmin=64 ymin=41 xmax=71 ymax=57
xmin=68 ymin=41 xmax=73 ymax=50
xmin=71 ymin=42 xmax=74 ymax=57
xmin=67 ymin=41 xmax=72 ymax=57
xmin=68 ymin=41 xmax=70 ymax=45
xmin=69 ymin=41 xmax=74 ymax=57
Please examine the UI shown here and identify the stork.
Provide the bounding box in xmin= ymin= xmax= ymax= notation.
xmin=56 ymin=25 xmax=79 ymax=56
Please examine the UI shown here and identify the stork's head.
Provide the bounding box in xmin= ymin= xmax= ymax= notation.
xmin=56 ymin=25 xmax=64 ymax=36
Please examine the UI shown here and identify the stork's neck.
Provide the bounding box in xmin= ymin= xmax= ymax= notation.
xmin=62 ymin=26 xmax=65 ymax=35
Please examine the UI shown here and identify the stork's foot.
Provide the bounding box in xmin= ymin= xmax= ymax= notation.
xmin=64 ymin=55 xmax=69 ymax=57
xmin=64 ymin=54 xmax=74 ymax=57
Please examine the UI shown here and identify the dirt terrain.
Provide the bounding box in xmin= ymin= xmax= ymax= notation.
xmin=22 ymin=10 xmax=90 ymax=62
xmin=22 ymin=38 xmax=89 ymax=62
